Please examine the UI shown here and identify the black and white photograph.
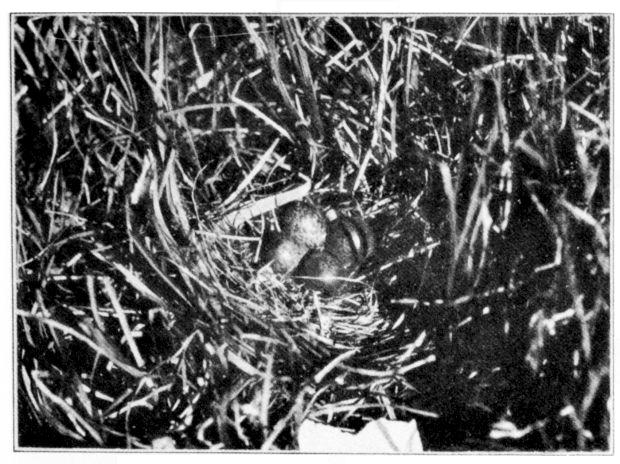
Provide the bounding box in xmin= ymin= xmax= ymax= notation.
xmin=12 ymin=13 xmax=611 ymax=452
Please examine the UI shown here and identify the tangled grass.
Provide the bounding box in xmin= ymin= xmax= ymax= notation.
xmin=14 ymin=15 xmax=609 ymax=450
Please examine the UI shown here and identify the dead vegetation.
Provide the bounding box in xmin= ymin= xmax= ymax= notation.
xmin=14 ymin=15 xmax=609 ymax=450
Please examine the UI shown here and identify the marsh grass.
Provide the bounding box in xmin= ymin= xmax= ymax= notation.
xmin=14 ymin=15 xmax=609 ymax=450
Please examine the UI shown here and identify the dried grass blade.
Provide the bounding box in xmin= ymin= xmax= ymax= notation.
xmin=102 ymin=278 xmax=146 ymax=368
xmin=221 ymin=138 xmax=280 ymax=208
xmin=219 ymin=180 xmax=311 ymax=229
xmin=17 ymin=311 xmax=146 ymax=378
xmin=560 ymin=198 xmax=608 ymax=248
xmin=86 ymin=275 xmax=105 ymax=331
xmin=31 ymin=370 xmax=104 ymax=445
xmin=226 ymin=351 xmax=262 ymax=377
xmin=230 ymin=95 xmax=293 ymax=141
xmin=113 ymin=262 xmax=163 ymax=304
xmin=35 ymin=124 xmax=58 ymax=195
xmin=313 ymin=348 xmax=359 ymax=384
xmin=396 ymin=354 xmax=437 ymax=375
xmin=260 ymin=351 xmax=274 ymax=432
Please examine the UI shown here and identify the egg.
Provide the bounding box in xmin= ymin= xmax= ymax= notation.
xmin=265 ymin=237 xmax=309 ymax=274
xmin=324 ymin=215 xmax=374 ymax=272
xmin=294 ymin=249 xmax=346 ymax=293
xmin=262 ymin=201 xmax=327 ymax=273
xmin=278 ymin=201 xmax=327 ymax=249
xmin=261 ymin=201 xmax=375 ymax=295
